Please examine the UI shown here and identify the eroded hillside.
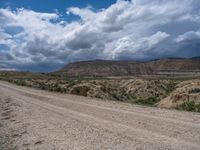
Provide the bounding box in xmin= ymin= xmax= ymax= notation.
xmin=0 ymin=72 xmax=199 ymax=112
xmin=59 ymin=58 xmax=200 ymax=76
xmin=157 ymin=80 xmax=200 ymax=111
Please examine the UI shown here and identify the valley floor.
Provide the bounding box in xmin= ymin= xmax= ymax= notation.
xmin=0 ymin=81 xmax=200 ymax=150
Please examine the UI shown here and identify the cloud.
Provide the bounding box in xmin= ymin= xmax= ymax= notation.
xmin=175 ymin=31 xmax=200 ymax=42
xmin=0 ymin=0 xmax=200 ymax=71
xmin=0 ymin=68 xmax=17 ymax=71
xmin=0 ymin=30 xmax=11 ymax=41
xmin=107 ymin=31 xmax=170 ymax=60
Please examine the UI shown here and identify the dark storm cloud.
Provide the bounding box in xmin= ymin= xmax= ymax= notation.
xmin=0 ymin=0 xmax=200 ymax=71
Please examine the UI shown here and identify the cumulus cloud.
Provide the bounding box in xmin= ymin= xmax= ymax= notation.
xmin=107 ymin=31 xmax=170 ymax=59
xmin=0 ymin=0 xmax=200 ymax=71
xmin=175 ymin=31 xmax=200 ymax=42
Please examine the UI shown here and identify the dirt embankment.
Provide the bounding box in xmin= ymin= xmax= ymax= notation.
xmin=157 ymin=80 xmax=200 ymax=111
xmin=1 ymin=74 xmax=200 ymax=111
xmin=5 ymin=78 xmax=177 ymax=101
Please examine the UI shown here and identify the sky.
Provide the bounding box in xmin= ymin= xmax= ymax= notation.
xmin=0 ymin=0 xmax=200 ymax=72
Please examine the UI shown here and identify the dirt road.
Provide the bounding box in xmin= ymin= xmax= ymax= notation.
xmin=0 ymin=81 xmax=200 ymax=150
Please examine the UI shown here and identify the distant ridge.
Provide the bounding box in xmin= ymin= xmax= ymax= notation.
xmin=190 ymin=56 xmax=200 ymax=60
xmin=59 ymin=57 xmax=200 ymax=76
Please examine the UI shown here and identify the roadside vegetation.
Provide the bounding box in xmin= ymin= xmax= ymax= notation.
xmin=177 ymin=101 xmax=200 ymax=112
xmin=133 ymin=97 xmax=160 ymax=106
xmin=0 ymin=71 xmax=200 ymax=112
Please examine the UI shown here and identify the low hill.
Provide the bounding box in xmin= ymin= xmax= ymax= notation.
xmin=59 ymin=57 xmax=200 ymax=76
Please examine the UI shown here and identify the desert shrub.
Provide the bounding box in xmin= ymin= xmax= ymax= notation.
xmin=13 ymin=80 xmax=26 ymax=86
xmin=107 ymin=87 xmax=132 ymax=101
xmin=111 ymin=89 xmax=125 ymax=101
xmin=70 ymin=85 xmax=90 ymax=96
xmin=133 ymin=97 xmax=160 ymax=106
xmin=189 ymin=88 xmax=200 ymax=94
xmin=51 ymin=83 xmax=64 ymax=92
xmin=196 ymin=103 xmax=200 ymax=112
xmin=177 ymin=101 xmax=200 ymax=112
xmin=37 ymin=82 xmax=46 ymax=90
xmin=54 ymin=86 xmax=66 ymax=93
xmin=165 ymin=81 xmax=177 ymax=94
xmin=67 ymin=80 xmax=79 ymax=88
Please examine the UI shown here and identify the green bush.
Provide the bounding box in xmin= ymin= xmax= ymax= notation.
xmin=177 ymin=101 xmax=200 ymax=112
xmin=13 ymin=80 xmax=26 ymax=86
xmin=67 ymin=80 xmax=79 ymax=87
xmin=165 ymin=81 xmax=177 ymax=94
xmin=133 ymin=97 xmax=160 ymax=106
xmin=108 ymin=88 xmax=133 ymax=101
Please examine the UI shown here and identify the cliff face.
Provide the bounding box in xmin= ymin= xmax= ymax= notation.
xmin=59 ymin=58 xmax=200 ymax=76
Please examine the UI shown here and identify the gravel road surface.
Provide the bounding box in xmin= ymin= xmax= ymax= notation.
xmin=0 ymin=81 xmax=200 ymax=150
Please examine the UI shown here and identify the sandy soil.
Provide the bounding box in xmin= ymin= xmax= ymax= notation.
xmin=0 ymin=81 xmax=200 ymax=150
